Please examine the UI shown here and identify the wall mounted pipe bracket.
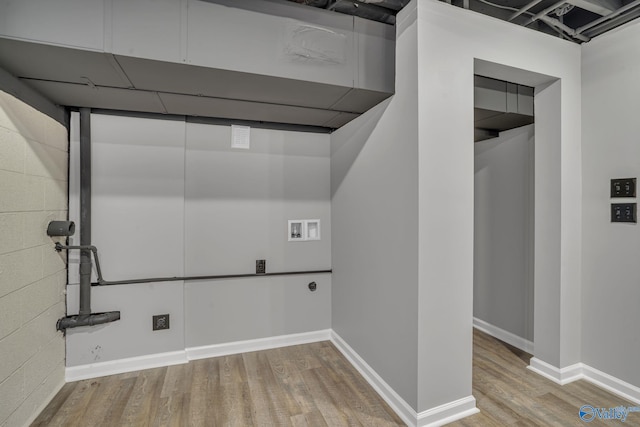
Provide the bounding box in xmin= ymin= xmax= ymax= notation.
xmin=54 ymin=243 xmax=121 ymax=331
xmin=56 ymin=311 xmax=121 ymax=331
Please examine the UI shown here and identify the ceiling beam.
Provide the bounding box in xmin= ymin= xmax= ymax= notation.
xmin=565 ymin=0 xmax=622 ymax=16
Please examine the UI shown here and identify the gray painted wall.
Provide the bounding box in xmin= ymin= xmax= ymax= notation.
xmin=66 ymin=113 xmax=186 ymax=365
xmin=184 ymin=122 xmax=331 ymax=347
xmin=474 ymin=125 xmax=534 ymax=342
xmin=581 ymin=22 xmax=640 ymax=388
xmin=67 ymin=113 xmax=331 ymax=366
xmin=416 ymin=0 xmax=581 ymax=411
xmin=330 ymin=5 xmax=420 ymax=410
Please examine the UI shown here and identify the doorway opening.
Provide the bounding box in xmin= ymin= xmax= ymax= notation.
xmin=473 ymin=74 xmax=535 ymax=353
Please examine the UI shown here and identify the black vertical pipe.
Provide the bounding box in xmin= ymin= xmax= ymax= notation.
xmin=79 ymin=108 xmax=92 ymax=316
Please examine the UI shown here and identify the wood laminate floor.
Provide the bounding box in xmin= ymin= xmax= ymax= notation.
xmin=33 ymin=330 xmax=640 ymax=426
xmin=31 ymin=341 xmax=404 ymax=427
xmin=449 ymin=329 xmax=640 ymax=426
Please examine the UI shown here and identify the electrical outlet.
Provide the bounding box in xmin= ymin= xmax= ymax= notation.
xmin=256 ymin=259 xmax=266 ymax=275
xmin=153 ymin=314 xmax=170 ymax=331
xmin=611 ymin=203 xmax=637 ymax=223
xmin=611 ymin=178 xmax=636 ymax=198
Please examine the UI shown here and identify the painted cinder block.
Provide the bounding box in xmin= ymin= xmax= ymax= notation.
xmin=23 ymin=336 xmax=65 ymax=397
xmin=0 ymin=213 xmax=23 ymax=255
xmin=22 ymin=212 xmax=52 ymax=249
xmin=42 ymin=245 xmax=66 ymax=279
xmin=0 ymin=330 xmax=28 ymax=384
xmin=1 ymin=362 xmax=64 ymax=427
xmin=0 ymin=93 xmax=44 ymax=144
xmin=0 ymin=127 xmax=25 ymax=174
xmin=20 ymin=272 xmax=65 ymax=325
xmin=0 ymin=247 xmax=43 ymax=298
xmin=0 ymin=366 xmax=25 ymax=424
xmin=42 ymin=119 xmax=68 ymax=152
xmin=25 ymin=141 xmax=68 ymax=181
xmin=22 ymin=174 xmax=46 ymax=212
xmin=0 ymin=93 xmax=21 ymax=133
xmin=0 ymin=290 xmax=22 ymax=340
xmin=20 ymin=303 xmax=65 ymax=364
xmin=44 ymin=178 xmax=68 ymax=211
xmin=0 ymin=89 xmax=67 ymax=427
xmin=0 ymin=171 xmax=24 ymax=213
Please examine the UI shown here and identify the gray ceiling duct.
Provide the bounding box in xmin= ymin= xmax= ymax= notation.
xmin=474 ymin=76 xmax=534 ymax=142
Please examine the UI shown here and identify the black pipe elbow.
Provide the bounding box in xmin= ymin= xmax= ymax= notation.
xmin=56 ymin=311 xmax=121 ymax=331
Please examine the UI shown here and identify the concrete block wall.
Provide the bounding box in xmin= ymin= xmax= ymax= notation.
xmin=0 ymin=90 xmax=67 ymax=427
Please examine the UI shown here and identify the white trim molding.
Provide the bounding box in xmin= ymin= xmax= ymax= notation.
xmin=417 ymin=396 xmax=479 ymax=427
xmin=527 ymin=357 xmax=583 ymax=385
xmin=473 ymin=317 xmax=534 ymax=353
xmin=528 ymin=359 xmax=640 ymax=405
xmin=330 ymin=331 xmax=479 ymax=427
xmin=186 ymin=329 xmax=332 ymax=361
xmin=330 ymin=331 xmax=418 ymax=426
xmin=581 ymin=364 xmax=640 ymax=405
xmin=65 ymin=350 xmax=188 ymax=382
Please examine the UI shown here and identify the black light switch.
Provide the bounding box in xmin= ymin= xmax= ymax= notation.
xmin=611 ymin=203 xmax=637 ymax=223
xmin=611 ymin=178 xmax=636 ymax=198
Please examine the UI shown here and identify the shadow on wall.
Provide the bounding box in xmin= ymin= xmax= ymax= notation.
xmin=0 ymin=94 xmax=68 ymax=183
xmin=0 ymin=92 xmax=68 ymax=247
xmin=330 ymin=98 xmax=391 ymax=197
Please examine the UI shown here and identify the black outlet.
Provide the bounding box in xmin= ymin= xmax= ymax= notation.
xmin=153 ymin=314 xmax=170 ymax=331
xmin=611 ymin=178 xmax=636 ymax=198
xmin=256 ymin=259 xmax=266 ymax=275
xmin=611 ymin=203 xmax=637 ymax=223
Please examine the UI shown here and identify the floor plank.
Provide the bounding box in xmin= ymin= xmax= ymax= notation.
xmin=32 ymin=332 xmax=640 ymax=426
xmin=448 ymin=329 xmax=640 ymax=426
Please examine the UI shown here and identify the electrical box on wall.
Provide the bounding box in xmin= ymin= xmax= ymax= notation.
xmin=611 ymin=203 xmax=637 ymax=223
xmin=611 ymin=178 xmax=636 ymax=198
xmin=152 ymin=314 xmax=170 ymax=331
xmin=288 ymin=219 xmax=321 ymax=241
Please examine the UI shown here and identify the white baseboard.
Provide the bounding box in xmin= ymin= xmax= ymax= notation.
xmin=527 ymin=357 xmax=582 ymax=385
xmin=528 ymin=358 xmax=640 ymax=405
xmin=65 ymin=350 xmax=188 ymax=382
xmin=66 ymin=330 xmax=332 ymax=382
xmin=186 ymin=329 xmax=332 ymax=361
xmin=473 ymin=317 xmax=534 ymax=353
xmin=330 ymin=331 xmax=418 ymax=426
xmin=581 ymin=365 xmax=640 ymax=405
xmin=330 ymin=331 xmax=478 ymax=427
xmin=417 ymin=396 xmax=480 ymax=427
